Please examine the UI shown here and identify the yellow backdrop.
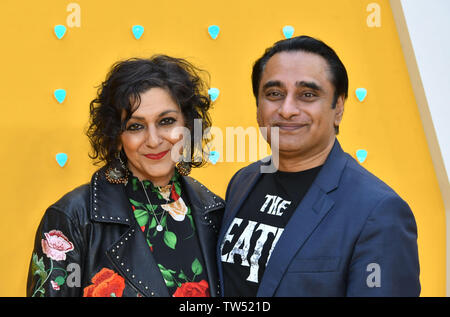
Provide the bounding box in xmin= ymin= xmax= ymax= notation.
xmin=0 ymin=0 xmax=445 ymax=296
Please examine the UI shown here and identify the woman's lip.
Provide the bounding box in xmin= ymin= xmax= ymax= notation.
xmin=144 ymin=150 xmax=169 ymax=160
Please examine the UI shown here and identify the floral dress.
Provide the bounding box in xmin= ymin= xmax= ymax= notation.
xmin=125 ymin=171 xmax=210 ymax=297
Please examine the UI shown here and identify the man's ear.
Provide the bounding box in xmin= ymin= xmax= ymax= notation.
xmin=256 ymin=105 xmax=262 ymax=126
xmin=334 ymin=95 xmax=345 ymax=126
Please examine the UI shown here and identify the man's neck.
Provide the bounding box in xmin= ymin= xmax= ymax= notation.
xmin=276 ymin=139 xmax=335 ymax=172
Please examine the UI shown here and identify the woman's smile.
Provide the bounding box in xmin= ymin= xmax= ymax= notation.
xmin=144 ymin=150 xmax=170 ymax=160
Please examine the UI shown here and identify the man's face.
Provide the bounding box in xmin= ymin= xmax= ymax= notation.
xmin=257 ymin=51 xmax=344 ymax=160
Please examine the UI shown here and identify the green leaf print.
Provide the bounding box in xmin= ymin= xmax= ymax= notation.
xmin=129 ymin=198 xmax=145 ymax=208
xmin=133 ymin=209 xmax=149 ymax=227
xmin=158 ymin=264 xmax=177 ymax=287
xmin=149 ymin=217 xmax=157 ymax=229
xmin=191 ymin=258 xmax=203 ymax=276
xmin=174 ymin=182 xmax=182 ymax=196
xmin=32 ymin=253 xmax=47 ymax=283
xmin=178 ymin=270 xmax=188 ymax=281
xmin=131 ymin=178 xmax=138 ymax=191
xmin=163 ymin=230 xmax=177 ymax=249
xmin=142 ymin=180 xmax=151 ymax=189
xmin=160 ymin=214 xmax=167 ymax=227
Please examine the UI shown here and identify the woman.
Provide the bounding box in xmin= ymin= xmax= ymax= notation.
xmin=27 ymin=55 xmax=224 ymax=297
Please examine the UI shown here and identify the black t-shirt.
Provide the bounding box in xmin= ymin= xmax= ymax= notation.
xmin=220 ymin=165 xmax=322 ymax=296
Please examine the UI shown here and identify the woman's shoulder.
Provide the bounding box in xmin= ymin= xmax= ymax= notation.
xmin=45 ymin=183 xmax=92 ymax=225
xmin=49 ymin=168 xmax=105 ymax=215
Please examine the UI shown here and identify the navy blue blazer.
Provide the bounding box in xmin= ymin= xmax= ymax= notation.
xmin=217 ymin=139 xmax=420 ymax=296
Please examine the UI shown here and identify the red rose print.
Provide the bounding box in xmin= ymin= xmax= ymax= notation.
xmin=172 ymin=280 xmax=210 ymax=297
xmin=83 ymin=268 xmax=126 ymax=297
xmin=41 ymin=230 xmax=74 ymax=261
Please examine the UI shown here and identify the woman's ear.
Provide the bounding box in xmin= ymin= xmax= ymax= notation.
xmin=116 ymin=141 xmax=123 ymax=154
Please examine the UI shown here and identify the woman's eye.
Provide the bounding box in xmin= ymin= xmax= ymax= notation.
xmin=126 ymin=123 xmax=143 ymax=131
xmin=160 ymin=117 xmax=176 ymax=125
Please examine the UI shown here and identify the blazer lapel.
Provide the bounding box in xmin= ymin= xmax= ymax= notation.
xmin=256 ymin=184 xmax=335 ymax=296
xmin=257 ymin=139 xmax=348 ymax=296
xmin=217 ymin=163 xmax=263 ymax=247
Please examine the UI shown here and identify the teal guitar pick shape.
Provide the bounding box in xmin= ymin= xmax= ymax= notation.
xmin=355 ymin=88 xmax=367 ymax=102
xmin=282 ymin=25 xmax=294 ymax=39
xmin=209 ymin=151 xmax=220 ymax=164
xmin=54 ymin=25 xmax=67 ymax=39
xmin=56 ymin=153 xmax=68 ymax=167
xmin=208 ymin=88 xmax=220 ymax=102
xmin=208 ymin=25 xmax=220 ymax=39
xmin=356 ymin=149 xmax=368 ymax=163
xmin=132 ymin=25 xmax=144 ymax=39
xmin=54 ymin=89 xmax=66 ymax=104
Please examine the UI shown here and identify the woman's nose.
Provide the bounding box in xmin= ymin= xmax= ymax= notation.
xmin=145 ymin=125 xmax=163 ymax=148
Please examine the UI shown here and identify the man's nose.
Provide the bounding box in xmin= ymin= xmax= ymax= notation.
xmin=145 ymin=125 xmax=163 ymax=148
xmin=278 ymin=94 xmax=300 ymax=119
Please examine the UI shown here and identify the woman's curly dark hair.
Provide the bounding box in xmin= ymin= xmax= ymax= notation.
xmin=86 ymin=55 xmax=213 ymax=169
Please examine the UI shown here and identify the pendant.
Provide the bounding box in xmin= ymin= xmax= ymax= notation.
xmin=156 ymin=225 xmax=163 ymax=232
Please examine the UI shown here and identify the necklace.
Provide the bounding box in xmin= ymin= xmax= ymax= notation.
xmin=140 ymin=180 xmax=167 ymax=232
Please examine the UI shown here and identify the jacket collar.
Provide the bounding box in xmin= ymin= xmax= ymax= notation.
xmin=312 ymin=139 xmax=347 ymax=193
xmin=88 ymin=167 xmax=224 ymax=225
xmin=89 ymin=168 xmax=133 ymax=225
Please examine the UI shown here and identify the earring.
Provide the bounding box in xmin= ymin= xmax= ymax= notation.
xmin=105 ymin=151 xmax=129 ymax=184
xmin=176 ymin=161 xmax=191 ymax=176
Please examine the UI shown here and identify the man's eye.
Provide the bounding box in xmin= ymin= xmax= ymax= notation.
xmin=266 ymin=91 xmax=284 ymax=98
xmin=160 ymin=117 xmax=176 ymax=125
xmin=301 ymin=92 xmax=317 ymax=99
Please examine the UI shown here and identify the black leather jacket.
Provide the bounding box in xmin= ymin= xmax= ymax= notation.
xmin=27 ymin=167 xmax=224 ymax=297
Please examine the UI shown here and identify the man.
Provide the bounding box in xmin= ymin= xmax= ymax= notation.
xmin=217 ymin=35 xmax=420 ymax=296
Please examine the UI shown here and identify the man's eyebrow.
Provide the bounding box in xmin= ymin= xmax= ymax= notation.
xmin=262 ymin=80 xmax=284 ymax=90
xmin=296 ymin=81 xmax=323 ymax=91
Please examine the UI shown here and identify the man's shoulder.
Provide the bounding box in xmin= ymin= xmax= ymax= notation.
xmin=228 ymin=160 xmax=265 ymax=186
xmin=239 ymin=159 xmax=266 ymax=174
xmin=339 ymin=152 xmax=405 ymax=204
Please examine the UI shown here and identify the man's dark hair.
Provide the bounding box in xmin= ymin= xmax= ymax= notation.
xmin=252 ymin=35 xmax=349 ymax=133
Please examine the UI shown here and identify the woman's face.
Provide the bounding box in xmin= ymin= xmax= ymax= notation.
xmin=120 ymin=87 xmax=186 ymax=186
